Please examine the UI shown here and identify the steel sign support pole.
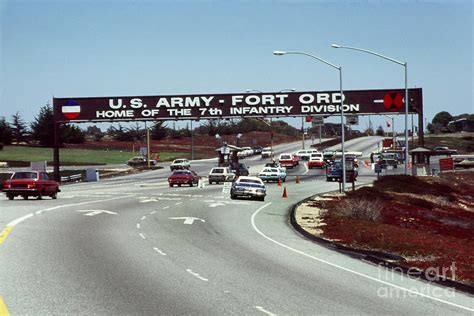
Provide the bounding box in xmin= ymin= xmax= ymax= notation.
xmin=404 ymin=63 xmax=409 ymax=175
xmin=53 ymin=100 xmax=60 ymax=182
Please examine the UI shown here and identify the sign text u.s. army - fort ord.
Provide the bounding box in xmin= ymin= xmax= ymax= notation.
xmin=53 ymin=88 xmax=423 ymax=122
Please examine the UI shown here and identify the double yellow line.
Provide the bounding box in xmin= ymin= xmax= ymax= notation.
xmin=0 ymin=296 xmax=9 ymax=316
xmin=0 ymin=226 xmax=13 ymax=245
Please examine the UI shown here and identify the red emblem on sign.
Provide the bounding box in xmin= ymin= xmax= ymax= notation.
xmin=383 ymin=92 xmax=404 ymax=111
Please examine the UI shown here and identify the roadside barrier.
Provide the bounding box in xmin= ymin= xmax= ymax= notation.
xmin=282 ymin=186 xmax=288 ymax=198
xmin=60 ymin=174 xmax=81 ymax=182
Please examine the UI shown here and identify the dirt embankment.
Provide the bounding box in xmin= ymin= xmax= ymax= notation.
xmin=296 ymin=172 xmax=474 ymax=286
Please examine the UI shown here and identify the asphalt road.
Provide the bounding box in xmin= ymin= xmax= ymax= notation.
xmin=1 ymin=137 xmax=472 ymax=315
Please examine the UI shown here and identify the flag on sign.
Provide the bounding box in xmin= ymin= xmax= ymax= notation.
xmin=62 ymin=100 xmax=81 ymax=119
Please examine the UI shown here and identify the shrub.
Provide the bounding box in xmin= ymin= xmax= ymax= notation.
xmin=333 ymin=197 xmax=383 ymax=222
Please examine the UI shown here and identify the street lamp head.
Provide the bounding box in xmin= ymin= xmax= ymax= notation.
xmin=331 ymin=44 xmax=341 ymax=48
xmin=215 ymin=134 xmax=221 ymax=139
xmin=273 ymin=51 xmax=286 ymax=56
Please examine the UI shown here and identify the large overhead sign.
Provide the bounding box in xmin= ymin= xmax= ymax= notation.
xmin=53 ymin=88 xmax=422 ymax=123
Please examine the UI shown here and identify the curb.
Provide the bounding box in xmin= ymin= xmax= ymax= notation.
xmin=289 ymin=194 xmax=474 ymax=296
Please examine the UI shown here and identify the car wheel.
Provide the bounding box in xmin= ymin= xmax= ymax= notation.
xmin=7 ymin=194 xmax=14 ymax=200
xmin=23 ymin=195 xmax=28 ymax=200
xmin=169 ymin=183 xmax=173 ymax=187
xmin=189 ymin=182 xmax=194 ymax=187
xmin=259 ymin=197 xmax=265 ymax=202
xmin=282 ymin=178 xmax=286 ymax=183
xmin=178 ymin=184 xmax=181 ymax=187
xmin=51 ymin=191 xmax=58 ymax=199
xmin=230 ymin=194 xmax=236 ymax=200
xmin=209 ymin=180 xmax=212 ymax=185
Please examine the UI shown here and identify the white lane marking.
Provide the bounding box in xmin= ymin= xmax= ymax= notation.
xmin=303 ymin=162 xmax=309 ymax=175
xmin=186 ymin=269 xmax=208 ymax=282
xmin=169 ymin=217 xmax=205 ymax=225
xmin=150 ymin=211 xmax=157 ymax=215
xmin=139 ymin=233 xmax=146 ymax=239
xmin=255 ymin=306 xmax=277 ymax=316
xmin=8 ymin=196 xmax=132 ymax=226
xmin=250 ymin=203 xmax=473 ymax=312
xmin=175 ymin=202 xmax=182 ymax=205
xmin=136 ymin=223 xmax=141 ymax=229
xmin=163 ymin=206 xmax=170 ymax=210
xmin=7 ymin=213 xmax=34 ymax=227
xmin=76 ymin=209 xmax=118 ymax=216
xmin=140 ymin=216 xmax=146 ymax=221
xmin=153 ymin=247 xmax=167 ymax=256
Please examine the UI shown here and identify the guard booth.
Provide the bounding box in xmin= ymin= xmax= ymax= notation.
xmin=410 ymin=147 xmax=431 ymax=176
xmin=215 ymin=143 xmax=241 ymax=167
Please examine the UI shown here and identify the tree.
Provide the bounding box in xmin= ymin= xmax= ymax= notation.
xmin=85 ymin=126 xmax=105 ymax=141
xmin=375 ymin=125 xmax=385 ymax=136
xmin=431 ymin=111 xmax=453 ymax=133
xmin=30 ymin=103 xmax=85 ymax=146
xmin=151 ymin=121 xmax=168 ymax=140
xmin=0 ymin=117 xmax=13 ymax=145
xmin=10 ymin=112 xmax=29 ymax=143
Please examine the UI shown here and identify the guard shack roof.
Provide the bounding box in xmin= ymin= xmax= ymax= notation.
xmin=215 ymin=145 xmax=242 ymax=152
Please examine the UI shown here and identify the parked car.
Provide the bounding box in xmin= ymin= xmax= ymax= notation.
xmin=208 ymin=167 xmax=236 ymax=184
xmin=278 ymin=153 xmax=297 ymax=168
xmin=261 ymin=147 xmax=273 ymax=158
xmin=168 ymin=170 xmax=200 ymax=187
xmin=230 ymin=176 xmax=266 ymax=201
xmin=127 ymin=156 xmax=157 ymax=167
xmin=258 ymin=167 xmax=287 ymax=183
xmin=377 ymin=153 xmax=398 ymax=168
xmin=453 ymin=155 xmax=474 ymax=169
xmin=432 ymin=146 xmax=458 ymax=156
xmin=252 ymin=146 xmax=263 ymax=155
xmin=238 ymin=147 xmax=254 ymax=159
xmin=230 ymin=162 xmax=249 ymax=177
xmin=307 ymin=153 xmax=325 ymax=169
xmin=170 ymin=159 xmax=191 ymax=171
xmin=3 ymin=171 xmax=60 ymax=200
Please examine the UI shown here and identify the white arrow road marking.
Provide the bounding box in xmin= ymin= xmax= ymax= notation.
xmin=76 ymin=210 xmax=118 ymax=216
xmin=186 ymin=269 xmax=208 ymax=282
xmin=153 ymin=247 xmax=167 ymax=256
xmin=169 ymin=217 xmax=205 ymax=225
xmin=150 ymin=211 xmax=157 ymax=214
xmin=140 ymin=198 xmax=158 ymax=203
xmin=256 ymin=306 xmax=277 ymax=316
xmin=163 ymin=206 xmax=170 ymax=210
xmin=208 ymin=202 xmax=226 ymax=207
xmin=140 ymin=216 xmax=146 ymax=221
xmin=139 ymin=233 xmax=146 ymax=239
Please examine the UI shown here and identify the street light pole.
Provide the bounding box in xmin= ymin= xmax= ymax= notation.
xmin=273 ymin=50 xmax=346 ymax=191
xmin=332 ymin=44 xmax=409 ymax=175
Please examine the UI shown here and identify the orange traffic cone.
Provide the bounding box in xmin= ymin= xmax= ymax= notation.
xmin=282 ymin=186 xmax=288 ymax=198
xmin=295 ymin=175 xmax=300 ymax=184
xmin=278 ymin=177 xmax=282 ymax=186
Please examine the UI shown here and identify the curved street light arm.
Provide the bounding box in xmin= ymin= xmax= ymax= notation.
xmin=283 ymin=51 xmax=341 ymax=70
xmin=331 ymin=44 xmax=405 ymax=66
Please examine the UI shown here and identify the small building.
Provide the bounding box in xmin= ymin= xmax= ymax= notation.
xmin=410 ymin=147 xmax=432 ymax=176
xmin=215 ymin=143 xmax=242 ymax=167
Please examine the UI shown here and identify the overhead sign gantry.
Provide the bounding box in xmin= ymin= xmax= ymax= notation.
xmin=52 ymin=88 xmax=423 ymax=180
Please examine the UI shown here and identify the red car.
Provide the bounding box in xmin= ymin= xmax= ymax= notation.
xmin=307 ymin=153 xmax=326 ymax=169
xmin=3 ymin=171 xmax=60 ymax=200
xmin=168 ymin=170 xmax=200 ymax=187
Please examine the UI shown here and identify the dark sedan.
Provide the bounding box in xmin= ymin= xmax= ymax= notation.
xmin=168 ymin=170 xmax=200 ymax=187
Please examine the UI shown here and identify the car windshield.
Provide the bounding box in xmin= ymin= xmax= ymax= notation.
xmin=12 ymin=172 xmax=38 ymax=180
xmin=173 ymin=170 xmax=189 ymax=175
xmin=211 ymin=169 xmax=224 ymax=173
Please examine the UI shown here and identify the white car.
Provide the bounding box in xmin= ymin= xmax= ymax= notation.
xmin=258 ymin=167 xmax=287 ymax=183
xmin=170 ymin=158 xmax=191 ymax=171
xmin=238 ymin=147 xmax=254 ymax=159
xmin=230 ymin=176 xmax=266 ymax=201
xmin=208 ymin=167 xmax=236 ymax=184
xmin=294 ymin=149 xmax=319 ymax=161
xmin=261 ymin=147 xmax=273 ymax=158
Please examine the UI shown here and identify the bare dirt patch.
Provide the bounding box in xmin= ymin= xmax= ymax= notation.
xmin=297 ymin=172 xmax=474 ymax=286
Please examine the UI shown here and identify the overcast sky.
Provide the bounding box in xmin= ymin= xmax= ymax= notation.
xmin=1 ymin=0 xmax=472 ymax=133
